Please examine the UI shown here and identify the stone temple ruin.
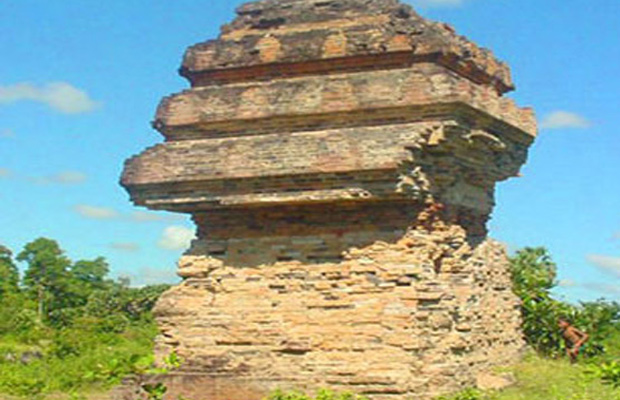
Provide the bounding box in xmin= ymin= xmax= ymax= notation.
xmin=121 ymin=0 xmax=537 ymax=399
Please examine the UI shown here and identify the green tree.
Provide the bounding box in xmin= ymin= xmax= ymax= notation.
xmin=71 ymin=257 xmax=109 ymax=287
xmin=510 ymin=246 xmax=557 ymax=301
xmin=509 ymin=247 xmax=618 ymax=358
xmin=17 ymin=238 xmax=71 ymax=321
xmin=509 ymin=247 xmax=569 ymax=355
xmin=0 ymin=244 xmax=19 ymax=295
xmin=84 ymin=283 xmax=170 ymax=322
xmin=0 ymin=244 xmax=24 ymax=334
xmin=69 ymin=257 xmax=111 ymax=307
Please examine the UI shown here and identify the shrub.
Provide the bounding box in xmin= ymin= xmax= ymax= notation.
xmin=509 ymin=247 xmax=620 ymax=358
xmin=142 ymin=382 xmax=168 ymax=400
xmin=266 ymin=389 xmax=369 ymax=400
xmin=573 ymin=300 xmax=620 ymax=357
xmin=588 ymin=361 xmax=620 ymax=389
xmin=436 ymin=388 xmax=484 ymax=400
xmin=509 ymin=247 xmax=566 ymax=356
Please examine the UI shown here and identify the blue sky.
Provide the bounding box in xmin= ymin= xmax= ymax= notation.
xmin=0 ymin=0 xmax=618 ymax=300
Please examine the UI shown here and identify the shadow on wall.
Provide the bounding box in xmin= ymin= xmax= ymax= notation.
xmin=187 ymin=200 xmax=488 ymax=267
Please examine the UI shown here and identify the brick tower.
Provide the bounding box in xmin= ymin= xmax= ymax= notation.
xmin=121 ymin=1 xmax=537 ymax=399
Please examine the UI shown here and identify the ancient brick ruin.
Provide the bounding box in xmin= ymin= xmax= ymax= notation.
xmin=121 ymin=0 xmax=537 ymax=399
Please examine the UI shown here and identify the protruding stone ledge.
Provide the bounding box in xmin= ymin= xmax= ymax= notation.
xmin=156 ymin=64 xmax=535 ymax=138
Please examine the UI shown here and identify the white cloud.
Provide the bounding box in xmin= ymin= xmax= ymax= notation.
xmin=0 ymin=168 xmax=11 ymax=178
xmin=557 ymin=279 xmax=576 ymax=288
xmin=0 ymin=129 xmax=15 ymax=138
xmin=129 ymin=266 xmax=180 ymax=287
xmin=540 ymin=111 xmax=591 ymax=130
xmin=157 ymin=226 xmax=196 ymax=251
xmin=582 ymin=282 xmax=620 ymax=297
xmin=587 ymin=254 xmax=620 ymax=278
xmin=0 ymin=82 xmax=100 ymax=114
xmin=74 ymin=204 xmax=120 ymax=220
xmin=409 ymin=0 xmax=463 ymax=6
xmin=130 ymin=211 xmax=185 ymax=223
xmin=51 ymin=171 xmax=87 ymax=184
xmin=109 ymin=242 xmax=140 ymax=252
xmin=72 ymin=205 xmax=188 ymax=224
xmin=32 ymin=170 xmax=87 ymax=185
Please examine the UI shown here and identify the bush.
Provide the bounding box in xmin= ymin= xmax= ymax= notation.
xmin=436 ymin=388 xmax=484 ymax=400
xmin=0 ymin=321 xmax=159 ymax=396
xmin=9 ymin=309 xmax=50 ymax=344
xmin=588 ymin=361 xmax=620 ymax=389
xmin=573 ymin=300 xmax=620 ymax=357
xmin=510 ymin=247 xmax=565 ymax=356
xmin=509 ymin=247 xmax=620 ymax=358
xmin=266 ymin=389 xmax=369 ymax=400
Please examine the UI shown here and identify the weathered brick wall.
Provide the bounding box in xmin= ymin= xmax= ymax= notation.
xmin=151 ymin=224 xmax=522 ymax=400
xmin=120 ymin=0 xmax=537 ymax=398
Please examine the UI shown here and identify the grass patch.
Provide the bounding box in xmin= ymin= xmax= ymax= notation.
xmin=441 ymin=351 xmax=620 ymax=400
xmin=493 ymin=355 xmax=620 ymax=400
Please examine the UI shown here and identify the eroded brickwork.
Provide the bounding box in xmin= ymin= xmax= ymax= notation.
xmin=152 ymin=224 xmax=522 ymax=400
xmin=120 ymin=0 xmax=536 ymax=398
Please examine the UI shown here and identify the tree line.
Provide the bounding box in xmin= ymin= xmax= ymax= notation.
xmin=0 ymin=238 xmax=168 ymax=333
xmin=0 ymin=237 xmax=169 ymax=397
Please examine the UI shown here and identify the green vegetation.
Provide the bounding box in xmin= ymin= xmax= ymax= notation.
xmin=266 ymin=389 xmax=369 ymax=400
xmin=0 ymin=237 xmax=170 ymax=399
xmin=436 ymin=388 xmax=483 ymax=400
xmin=436 ymin=354 xmax=620 ymax=400
xmin=509 ymin=247 xmax=620 ymax=358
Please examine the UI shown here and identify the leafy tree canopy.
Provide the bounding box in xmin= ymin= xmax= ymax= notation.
xmin=0 ymin=244 xmax=19 ymax=295
xmin=17 ymin=238 xmax=72 ymax=320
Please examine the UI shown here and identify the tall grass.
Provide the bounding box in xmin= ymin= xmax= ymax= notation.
xmin=0 ymin=323 xmax=158 ymax=398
